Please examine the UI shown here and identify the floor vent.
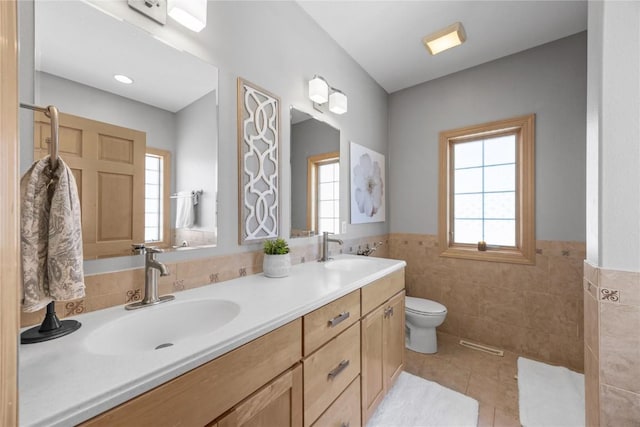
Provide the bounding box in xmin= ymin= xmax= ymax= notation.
xmin=459 ymin=340 xmax=504 ymax=357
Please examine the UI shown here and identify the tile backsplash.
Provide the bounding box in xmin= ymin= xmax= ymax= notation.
xmin=22 ymin=232 xmax=588 ymax=375
xmin=20 ymin=235 xmax=389 ymax=328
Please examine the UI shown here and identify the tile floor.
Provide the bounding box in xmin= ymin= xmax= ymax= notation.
xmin=404 ymin=332 xmax=521 ymax=427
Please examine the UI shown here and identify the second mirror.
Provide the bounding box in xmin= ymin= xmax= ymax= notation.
xmin=290 ymin=108 xmax=340 ymax=238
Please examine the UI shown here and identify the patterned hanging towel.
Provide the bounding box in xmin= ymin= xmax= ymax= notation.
xmin=21 ymin=155 xmax=85 ymax=312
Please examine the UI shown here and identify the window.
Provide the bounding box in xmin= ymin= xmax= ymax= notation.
xmin=438 ymin=114 xmax=535 ymax=264
xmin=145 ymin=148 xmax=170 ymax=246
xmin=307 ymin=152 xmax=340 ymax=235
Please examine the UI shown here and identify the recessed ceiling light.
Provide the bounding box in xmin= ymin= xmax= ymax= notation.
xmin=114 ymin=74 xmax=133 ymax=84
xmin=423 ymin=22 xmax=466 ymax=55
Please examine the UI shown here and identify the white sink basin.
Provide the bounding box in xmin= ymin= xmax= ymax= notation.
xmin=324 ymin=257 xmax=379 ymax=271
xmin=84 ymin=299 xmax=240 ymax=355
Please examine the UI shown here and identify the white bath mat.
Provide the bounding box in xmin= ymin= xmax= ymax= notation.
xmin=367 ymin=371 xmax=479 ymax=427
xmin=518 ymin=357 xmax=585 ymax=427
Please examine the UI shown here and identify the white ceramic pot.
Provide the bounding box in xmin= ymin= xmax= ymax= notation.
xmin=263 ymin=253 xmax=291 ymax=278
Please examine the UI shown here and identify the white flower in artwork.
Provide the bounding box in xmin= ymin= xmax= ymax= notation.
xmin=353 ymin=153 xmax=384 ymax=217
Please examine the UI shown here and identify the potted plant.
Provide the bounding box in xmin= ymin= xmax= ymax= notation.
xmin=262 ymin=237 xmax=291 ymax=278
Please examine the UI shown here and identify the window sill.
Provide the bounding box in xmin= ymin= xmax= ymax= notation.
xmin=439 ymin=245 xmax=535 ymax=265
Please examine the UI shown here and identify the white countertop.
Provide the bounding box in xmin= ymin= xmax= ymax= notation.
xmin=19 ymin=255 xmax=405 ymax=427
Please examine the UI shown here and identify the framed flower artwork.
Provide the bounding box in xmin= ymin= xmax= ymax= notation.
xmin=350 ymin=142 xmax=385 ymax=224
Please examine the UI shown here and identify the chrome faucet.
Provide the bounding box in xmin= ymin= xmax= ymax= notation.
xmin=126 ymin=247 xmax=175 ymax=310
xmin=320 ymin=231 xmax=343 ymax=262
xmin=357 ymin=241 xmax=383 ymax=256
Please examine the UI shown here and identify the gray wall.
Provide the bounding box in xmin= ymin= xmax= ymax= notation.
xmin=388 ymin=32 xmax=587 ymax=241
xmin=291 ymin=117 xmax=340 ymax=231
xmin=175 ymin=90 xmax=218 ymax=231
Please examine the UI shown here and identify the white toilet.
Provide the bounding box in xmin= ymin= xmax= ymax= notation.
xmin=405 ymin=296 xmax=447 ymax=354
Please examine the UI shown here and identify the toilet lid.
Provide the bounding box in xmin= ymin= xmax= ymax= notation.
xmin=405 ymin=296 xmax=447 ymax=314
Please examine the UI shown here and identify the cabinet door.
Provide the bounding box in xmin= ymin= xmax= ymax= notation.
xmin=217 ymin=364 xmax=302 ymax=427
xmin=361 ymin=304 xmax=385 ymax=425
xmin=383 ymin=291 xmax=405 ymax=389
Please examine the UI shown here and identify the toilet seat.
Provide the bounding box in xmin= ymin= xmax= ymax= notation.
xmin=405 ymin=296 xmax=447 ymax=316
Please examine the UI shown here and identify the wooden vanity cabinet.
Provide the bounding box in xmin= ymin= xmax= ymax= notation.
xmin=360 ymin=270 xmax=405 ymax=425
xmin=81 ymin=319 xmax=302 ymax=427
xmin=80 ymin=268 xmax=405 ymax=427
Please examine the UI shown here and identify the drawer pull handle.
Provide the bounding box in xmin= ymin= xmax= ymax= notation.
xmin=327 ymin=359 xmax=350 ymax=380
xmin=340 ymin=423 xmax=350 ymax=427
xmin=328 ymin=311 xmax=350 ymax=327
xmin=384 ymin=306 xmax=394 ymax=318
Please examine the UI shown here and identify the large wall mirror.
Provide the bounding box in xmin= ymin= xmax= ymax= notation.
xmin=23 ymin=1 xmax=219 ymax=259
xmin=290 ymin=107 xmax=341 ymax=238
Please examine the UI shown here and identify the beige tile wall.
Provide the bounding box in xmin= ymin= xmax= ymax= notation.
xmin=20 ymin=235 xmax=389 ymax=328
xmin=389 ymin=233 xmax=585 ymax=372
xmin=584 ymin=262 xmax=640 ymax=426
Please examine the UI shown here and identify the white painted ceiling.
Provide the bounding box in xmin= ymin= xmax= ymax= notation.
xmin=298 ymin=1 xmax=588 ymax=93
xmin=35 ymin=1 xmax=218 ymax=112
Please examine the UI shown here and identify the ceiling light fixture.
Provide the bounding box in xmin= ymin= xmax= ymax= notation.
xmin=114 ymin=74 xmax=134 ymax=84
xmin=423 ymin=22 xmax=466 ymax=55
xmin=308 ymin=75 xmax=348 ymax=115
xmin=168 ymin=0 xmax=207 ymax=32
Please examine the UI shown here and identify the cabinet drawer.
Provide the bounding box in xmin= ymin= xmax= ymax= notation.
xmin=312 ymin=376 xmax=361 ymax=427
xmin=82 ymin=319 xmax=302 ymax=427
xmin=303 ymin=322 xmax=361 ymax=426
xmin=304 ymin=290 xmax=360 ymax=356
xmin=361 ymin=269 xmax=404 ymax=316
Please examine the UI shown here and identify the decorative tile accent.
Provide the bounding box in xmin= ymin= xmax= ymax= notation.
xmin=601 ymin=288 xmax=620 ymax=303
xmin=125 ymin=289 xmax=141 ymax=303
xmin=173 ymin=280 xmax=185 ymax=291
xmin=21 ymin=235 xmax=390 ymax=328
xmin=536 ymin=248 xmax=543 ymax=254
xmin=65 ymin=300 xmax=85 ymax=316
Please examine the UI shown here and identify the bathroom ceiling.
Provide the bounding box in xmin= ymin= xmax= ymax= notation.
xmin=297 ymin=0 xmax=588 ymax=93
xmin=35 ymin=1 xmax=218 ymax=113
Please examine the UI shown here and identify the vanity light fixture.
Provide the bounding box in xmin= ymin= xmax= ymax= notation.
xmin=308 ymin=75 xmax=348 ymax=115
xmin=308 ymin=75 xmax=329 ymax=104
xmin=423 ymin=22 xmax=466 ymax=55
xmin=329 ymin=89 xmax=347 ymax=115
xmin=168 ymin=0 xmax=207 ymax=32
xmin=114 ymin=74 xmax=134 ymax=84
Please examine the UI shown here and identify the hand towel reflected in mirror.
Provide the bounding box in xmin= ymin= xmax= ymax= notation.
xmin=175 ymin=191 xmax=195 ymax=228
xmin=20 ymin=155 xmax=85 ymax=312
